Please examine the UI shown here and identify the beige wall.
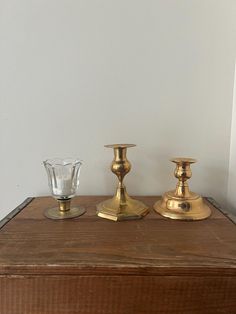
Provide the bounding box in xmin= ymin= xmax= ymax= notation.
xmin=227 ymin=63 xmax=236 ymax=212
xmin=1 ymin=0 xmax=236 ymax=218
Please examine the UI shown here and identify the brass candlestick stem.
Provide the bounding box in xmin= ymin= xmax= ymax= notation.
xmin=154 ymin=158 xmax=211 ymax=220
xmin=97 ymin=144 xmax=149 ymax=221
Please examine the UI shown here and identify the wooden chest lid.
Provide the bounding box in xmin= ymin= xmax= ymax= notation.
xmin=0 ymin=196 xmax=236 ymax=276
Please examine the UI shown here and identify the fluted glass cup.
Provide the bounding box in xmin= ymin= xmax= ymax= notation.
xmin=43 ymin=158 xmax=86 ymax=219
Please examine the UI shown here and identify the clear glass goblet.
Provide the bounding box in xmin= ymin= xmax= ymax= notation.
xmin=43 ymin=158 xmax=86 ymax=219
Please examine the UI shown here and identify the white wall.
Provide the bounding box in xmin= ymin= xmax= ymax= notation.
xmin=227 ymin=64 xmax=236 ymax=212
xmin=1 ymin=0 xmax=236 ymax=219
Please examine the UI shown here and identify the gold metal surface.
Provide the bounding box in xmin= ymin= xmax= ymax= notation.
xmin=97 ymin=144 xmax=149 ymax=221
xmin=44 ymin=199 xmax=86 ymax=220
xmin=154 ymin=158 xmax=211 ymax=220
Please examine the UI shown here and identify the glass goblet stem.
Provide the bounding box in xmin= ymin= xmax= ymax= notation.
xmin=58 ymin=199 xmax=71 ymax=212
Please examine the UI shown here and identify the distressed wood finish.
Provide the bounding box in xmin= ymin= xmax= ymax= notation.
xmin=0 ymin=197 xmax=34 ymax=229
xmin=0 ymin=196 xmax=236 ymax=314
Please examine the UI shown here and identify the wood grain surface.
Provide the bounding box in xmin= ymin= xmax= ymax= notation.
xmin=0 ymin=196 xmax=236 ymax=313
xmin=1 ymin=275 xmax=236 ymax=314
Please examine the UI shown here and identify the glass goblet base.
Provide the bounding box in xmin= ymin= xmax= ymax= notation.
xmin=44 ymin=206 xmax=86 ymax=220
xmin=44 ymin=199 xmax=86 ymax=220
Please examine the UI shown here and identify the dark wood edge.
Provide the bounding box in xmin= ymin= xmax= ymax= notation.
xmin=0 ymin=197 xmax=34 ymax=230
xmin=1 ymin=265 xmax=236 ymax=277
xmin=206 ymin=197 xmax=236 ymax=225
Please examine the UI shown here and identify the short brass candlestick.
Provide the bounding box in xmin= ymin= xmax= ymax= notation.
xmin=154 ymin=158 xmax=211 ymax=220
xmin=97 ymin=144 xmax=149 ymax=221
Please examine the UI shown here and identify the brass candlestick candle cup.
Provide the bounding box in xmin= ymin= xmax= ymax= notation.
xmin=154 ymin=158 xmax=211 ymax=220
xmin=97 ymin=144 xmax=149 ymax=221
xmin=43 ymin=158 xmax=86 ymax=220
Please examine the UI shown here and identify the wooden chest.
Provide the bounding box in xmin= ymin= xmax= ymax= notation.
xmin=0 ymin=196 xmax=236 ymax=314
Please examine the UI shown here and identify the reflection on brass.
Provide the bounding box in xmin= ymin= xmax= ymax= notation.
xmin=44 ymin=199 xmax=85 ymax=220
xmin=154 ymin=158 xmax=211 ymax=220
xmin=97 ymin=144 xmax=149 ymax=221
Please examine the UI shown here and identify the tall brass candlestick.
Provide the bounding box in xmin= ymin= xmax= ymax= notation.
xmin=97 ymin=144 xmax=149 ymax=221
xmin=154 ymin=158 xmax=211 ymax=220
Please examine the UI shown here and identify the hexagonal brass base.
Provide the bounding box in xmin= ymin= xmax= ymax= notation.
xmin=154 ymin=191 xmax=211 ymax=221
xmin=44 ymin=206 xmax=86 ymax=220
xmin=97 ymin=197 xmax=149 ymax=221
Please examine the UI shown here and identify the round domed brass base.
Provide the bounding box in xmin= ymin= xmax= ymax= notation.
xmin=154 ymin=191 xmax=211 ymax=221
xmin=44 ymin=206 xmax=86 ymax=220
